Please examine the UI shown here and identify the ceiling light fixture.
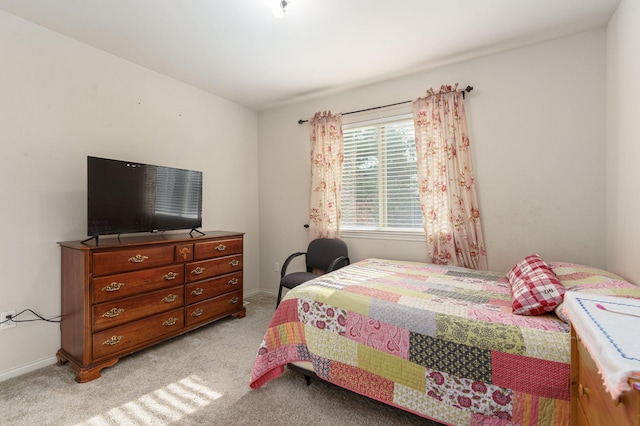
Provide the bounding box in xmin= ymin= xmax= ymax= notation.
xmin=272 ymin=0 xmax=289 ymax=19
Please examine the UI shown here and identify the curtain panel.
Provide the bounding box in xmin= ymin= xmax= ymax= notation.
xmin=413 ymin=84 xmax=488 ymax=270
xmin=308 ymin=111 xmax=344 ymax=240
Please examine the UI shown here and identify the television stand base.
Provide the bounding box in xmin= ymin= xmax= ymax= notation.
xmin=190 ymin=228 xmax=205 ymax=237
xmin=80 ymin=235 xmax=98 ymax=245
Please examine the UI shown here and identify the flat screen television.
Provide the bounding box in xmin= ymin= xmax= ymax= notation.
xmin=87 ymin=156 xmax=203 ymax=239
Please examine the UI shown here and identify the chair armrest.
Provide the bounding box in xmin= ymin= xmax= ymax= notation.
xmin=281 ymin=252 xmax=306 ymax=278
xmin=327 ymin=256 xmax=350 ymax=273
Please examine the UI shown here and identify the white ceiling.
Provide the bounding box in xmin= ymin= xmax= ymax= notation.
xmin=0 ymin=0 xmax=620 ymax=111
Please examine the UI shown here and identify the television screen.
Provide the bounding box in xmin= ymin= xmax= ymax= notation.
xmin=87 ymin=156 xmax=203 ymax=237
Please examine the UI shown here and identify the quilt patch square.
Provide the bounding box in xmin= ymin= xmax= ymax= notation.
xmin=298 ymin=299 xmax=347 ymax=335
xmin=330 ymin=361 xmax=395 ymax=403
xmin=436 ymin=314 xmax=527 ymax=355
xmin=425 ymin=368 xmax=514 ymax=421
xmin=358 ymin=343 xmax=426 ymax=392
xmin=345 ymin=312 xmax=410 ymax=359
xmin=343 ymin=284 xmax=402 ymax=303
xmin=409 ymin=332 xmax=492 ymax=383
xmin=311 ymin=354 xmax=331 ymax=380
xmin=492 ymin=351 xmax=570 ymax=400
xmin=263 ymin=321 xmax=305 ymax=351
xmin=510 ymin=391 xmax=571 ymax=426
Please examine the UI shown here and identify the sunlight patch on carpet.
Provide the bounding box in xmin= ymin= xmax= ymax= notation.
xmin=75 ymin=375 xmax=223 ymax=425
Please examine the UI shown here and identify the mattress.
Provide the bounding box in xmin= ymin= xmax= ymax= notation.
xmin=250 ymin=258 xmax=572 ymax=425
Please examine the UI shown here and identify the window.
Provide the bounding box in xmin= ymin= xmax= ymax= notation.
xmin=341 ymin=114 xmax=424 ymax=238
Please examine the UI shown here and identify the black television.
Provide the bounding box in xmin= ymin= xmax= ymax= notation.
xmin=87 ymin=156 xmax=203 ymax=239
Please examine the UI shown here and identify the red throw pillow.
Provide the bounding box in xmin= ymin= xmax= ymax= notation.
xmin=507 ymin=254 xmax=565 ymax=315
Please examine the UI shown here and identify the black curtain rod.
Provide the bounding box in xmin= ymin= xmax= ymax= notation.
xmin=298 ymin=85 xmax=473 ymax=125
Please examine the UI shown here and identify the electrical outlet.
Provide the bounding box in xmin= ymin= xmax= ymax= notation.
xmin=274 ymin=262 xmax=280 ymax=272
xmin=1 ymin=310 xmax=17 ymax=330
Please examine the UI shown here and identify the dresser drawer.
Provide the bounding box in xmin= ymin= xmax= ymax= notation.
xmin=93 ymin=245 xmax=175 ymax=276
xmin=194 ymin=238 xmax=243 ymax=260
xmin=92 ymin=308 xmax=184 ymax=360
xmin=93 ymin=265 xmax=184 ymax=303
xmin=185 ymin=272 xmax=242 ymax=304
xmin=93 ymin=285 xmax=184 ymax=331
xmin=186 ymin=255 xmax=243 ymax=282
xmin=185 ymin=290 xmax=243 ymax=327
xmin=576 ymin=336 xmax=639 ymax=425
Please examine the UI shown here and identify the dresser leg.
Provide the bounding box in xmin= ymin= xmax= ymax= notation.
xmin=55 ymin=350 xmax=68 ymax=366
xmin=56 ymin=350 xmax=119 ymax=383
xmin=74 ymin=359 xmax=119 ymax=383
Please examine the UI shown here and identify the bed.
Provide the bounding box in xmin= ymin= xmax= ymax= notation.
xmin=250 ymin=257 xmax=640 ymax=425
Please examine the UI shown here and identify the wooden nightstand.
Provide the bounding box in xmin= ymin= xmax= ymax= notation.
xmin=565 ymin=293 xmax=640 ymax=425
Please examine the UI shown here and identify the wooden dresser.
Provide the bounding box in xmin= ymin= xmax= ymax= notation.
xmin=56 ymin=230 xmax=245 ymax=383
xmin=572 ymin=327 xmax=639 ymax=425
xmin=566 ymin=293 xmax=640 ymax=426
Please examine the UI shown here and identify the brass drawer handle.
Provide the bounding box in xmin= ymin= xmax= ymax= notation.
xmin=163 ymin=317 xmax=178 ymax=326
xmin=162 ymin=294 xmax=178 ymax=303
xmin=128 ymin=254 xmax=148 ymax=263
xmin=103 ymin=336 xmax=123 ymax=346
xmin=191 ymin=288 xmax=205 ymax=296
xmin=191 ymin=308 xmax=204 ymax=317
xmin=103 ymin=282 xmax=125 ymax=292
xmin=192 ymin=267 xmax=205 ymax=275
xmin=102 ymin=308 xmax=125 ymax=318
xmin=230 ymin=296 xmax=239 ymax=304
xmin=215 ymin=244 xmax=227 ymax=252
xmin=229 ymin=278 xmax=239 ymax=285
xmin=230 ymin=260 xmax=239 ymax=267
xmin=162 ymin=272 xmax=179 ymax=280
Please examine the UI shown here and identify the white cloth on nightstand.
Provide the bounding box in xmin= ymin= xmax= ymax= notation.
xmin=564 ymin=292 xmax=640 ymax=399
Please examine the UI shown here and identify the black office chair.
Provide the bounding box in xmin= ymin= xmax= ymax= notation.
xmin=276 ymin=238 xmax=350 ymax=307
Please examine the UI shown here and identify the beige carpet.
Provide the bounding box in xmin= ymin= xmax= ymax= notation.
xmin=0 ymin=293 xmax=439 ymax=426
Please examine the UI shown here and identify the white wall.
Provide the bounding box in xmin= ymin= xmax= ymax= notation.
xmin=258 ymin=29 xmax=607 ymax=294
xmin=0 ymin=5 xmax=620 ymax=382
xmin=0 ymin=11 xmax=260 ymax=380
xmin=606 ymin=0 xmax=640 ymax=284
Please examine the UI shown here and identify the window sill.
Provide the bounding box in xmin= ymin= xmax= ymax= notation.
xmin=340 ymin=229 xmax=425 ymax=242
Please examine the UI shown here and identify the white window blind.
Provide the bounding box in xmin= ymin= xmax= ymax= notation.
xmin=341 ymin=114 xmax=423 ymax=234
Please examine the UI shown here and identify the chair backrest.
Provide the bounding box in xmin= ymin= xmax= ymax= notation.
xmin=305 ymin=238 xmax=349 ymax=272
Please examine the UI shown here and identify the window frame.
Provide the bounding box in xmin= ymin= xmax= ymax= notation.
xmin=340 ymin=111 xmax=425 ymax=241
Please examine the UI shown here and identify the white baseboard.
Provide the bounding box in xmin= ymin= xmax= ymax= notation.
xmin=244 ymin=289 xmax=277 ymax=298
xmin=0 ymin=356 xmax=58 ymax=383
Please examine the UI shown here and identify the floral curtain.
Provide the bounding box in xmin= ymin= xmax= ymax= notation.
xmin=308 ymin=111 xmax=344 ymax=240
xmin=413 ymin=84 xmax=487 ymax=270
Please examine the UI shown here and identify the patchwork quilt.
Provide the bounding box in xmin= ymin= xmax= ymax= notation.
xmin=250 ymin=259 xmax=571 ymax=425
